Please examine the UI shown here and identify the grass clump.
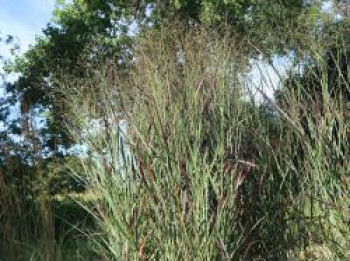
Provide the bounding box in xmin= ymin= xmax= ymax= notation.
xmin=60 ymin=23 xmax=349 ymax=260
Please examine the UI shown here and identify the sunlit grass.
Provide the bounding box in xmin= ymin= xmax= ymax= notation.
xmin=1 ymin=21 xmax=348 ymax=261
xmin=60 ymin=24 xmax=349 ymax=260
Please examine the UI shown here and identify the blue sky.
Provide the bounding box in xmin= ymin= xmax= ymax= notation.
xmin=0 ymin=0 xmax=56 ymax=89
xmin=0 ymin=0 xmax=56 ymax=55
xmin=0 ymin=1 xmax=56 ymax=129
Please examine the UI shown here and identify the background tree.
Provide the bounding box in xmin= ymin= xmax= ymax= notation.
xmin=5 ymin=0 xmax=323 ymax=154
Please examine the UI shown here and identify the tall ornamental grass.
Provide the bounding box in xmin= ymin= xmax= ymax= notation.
xmin=61 ymin=25 xmax=349 ymax=260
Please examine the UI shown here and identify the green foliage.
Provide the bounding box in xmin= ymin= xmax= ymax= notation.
xmin=0 ymin=157 xmax=99 ymax=261
xmin=280 ymin=20 xmax=350 ymax=103
xmin=60 ymin=24 xmax=349 ymax=259
xmin=33 ymin=156 xmax=88 ymax=196
xmin=2 ymin=0 xmax=325 ymax=155
xmin=1 ymin=1 xmax=349 ymax=260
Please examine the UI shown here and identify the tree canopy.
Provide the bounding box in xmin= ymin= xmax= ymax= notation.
xmin=0 ymin=0 xmax=345 ymax=157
